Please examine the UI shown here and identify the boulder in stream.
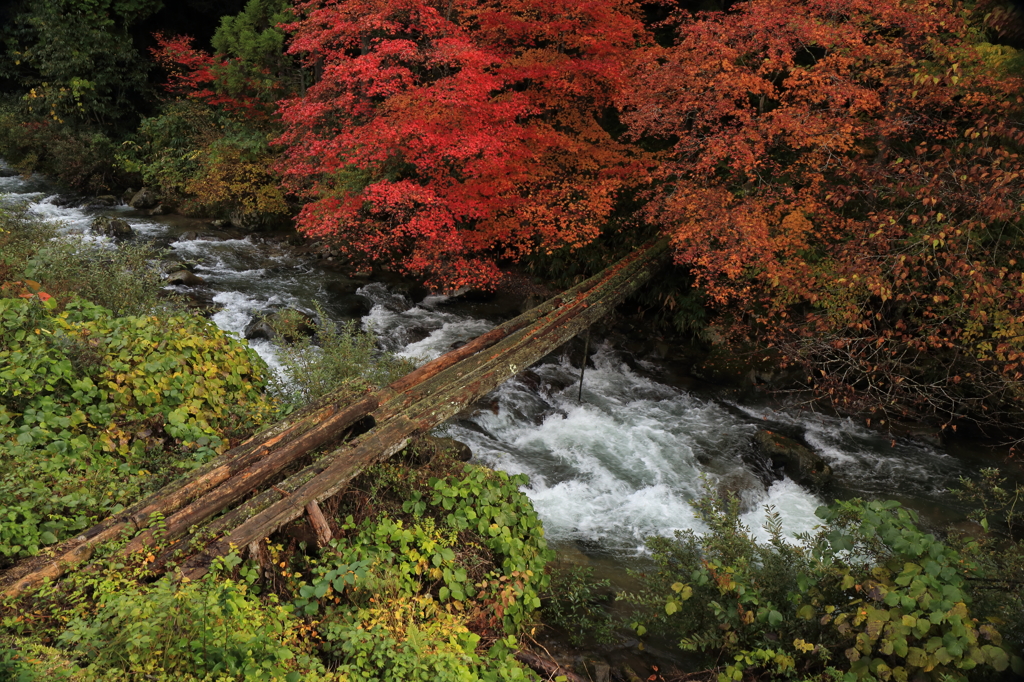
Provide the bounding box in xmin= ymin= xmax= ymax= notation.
xmin=88 ymin=195 xmax=118 ymax=207
xmin=243 ymin=308 xmax=317 ymax=342
xmin=90 ymin=216 xmax=135 ymax=239
xmin=753 ymin=429 xmax=832 ymax=491
xmin=128 ymin=187 xmax=160 ymax=209
xmin=717 ymin=469 xmax=767 ymax=512
xmin=164 ymin=270 xmax=205 ymax=286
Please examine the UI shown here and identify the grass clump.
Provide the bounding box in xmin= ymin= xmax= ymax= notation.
xmin=0 ymin=202 xmax=177 ymax=317
xmin=269 ymin=305 xmax=413 ymax=407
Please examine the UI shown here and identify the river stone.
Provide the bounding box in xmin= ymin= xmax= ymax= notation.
xmin=129 ymin=187 xmax=160 ymax=209
xmin=89 ymin=195 xmax=117 ymax=207
xmin=160 ymin=260 xmax=191 ymax=274
xmin=717 ymin=469 xmax=766 ymax=512
xmin=243 ymin=308 xmax=317 ymax=342
xmin=90 ymin=216 xmax=135 ymax=239
xmin=149 ymin=203 xmax=171 ymax=216
xmin=753 ymin=429 xmax=832 ymax=491
xmin=164 ymin=270 xmax=205 ymax=286
xmin=399 ymin=435 xmax=472 ymax=466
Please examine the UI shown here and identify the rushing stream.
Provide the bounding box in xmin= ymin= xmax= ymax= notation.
xmin=0 ymin=163 xmax=1005 ymax=567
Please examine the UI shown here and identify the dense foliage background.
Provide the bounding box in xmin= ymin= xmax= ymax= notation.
xmin=3 ymin=0 xmax=1024 ymax=679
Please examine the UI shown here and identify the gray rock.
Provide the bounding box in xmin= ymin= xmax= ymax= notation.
xmin=717 ymin=469 xmax=766 ymax=512
xmin=212 ymin=219 xmax=230 ymax=228
xmin=754 ymin=429 xmax=832 ymax=491
xmin=122 ymin=187 xmax=136 ymax=202
xmin=437 ymin=437 xmax=473 ymax=462
xmin=90 ymin=216 xmax=135 ymax=239
xmin=164 ymin=270 xmax=205 ymax=286
xmin=149 ymin=204 xmax=171 ymax=216
xmin=89 ymin=195 xmax=117 ymax=207
xmin=243 ymin=308 xmax=317 ymax=342
xmin=129 ymin=187 xmax=160 ymax=209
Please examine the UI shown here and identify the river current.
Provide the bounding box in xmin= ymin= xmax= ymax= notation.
xmin=1 ymin=164 xmax=989 ymax=564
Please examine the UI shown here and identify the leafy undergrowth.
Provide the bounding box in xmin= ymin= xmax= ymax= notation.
xmin=623 ymin=480 xmax=1024 ymax=682
xmin=0 ymin=294 xmax=276 ymax=565
xmin=0 ymin=448 xmax=553 ymax=681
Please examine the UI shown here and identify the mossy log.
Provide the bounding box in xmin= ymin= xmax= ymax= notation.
xmin=2 ymin=241 xmax=669 ymax=593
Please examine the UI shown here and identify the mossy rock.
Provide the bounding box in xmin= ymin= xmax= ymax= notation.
xmin=753 ymin=429 xmax=832 ymax=491
xmin=90 ymin=216 xmax=134 ymax=239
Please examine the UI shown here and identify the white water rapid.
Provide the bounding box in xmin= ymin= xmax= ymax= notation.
xmin=1 ymin=163 xmax=974 ymax=561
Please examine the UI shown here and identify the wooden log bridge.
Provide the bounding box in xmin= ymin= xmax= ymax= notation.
xmin=1 ymin=240 xmax=669 ymax=597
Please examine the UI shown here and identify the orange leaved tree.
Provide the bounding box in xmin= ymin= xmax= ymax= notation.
xmin=622 ymin=0 xmax=1024 ymax=432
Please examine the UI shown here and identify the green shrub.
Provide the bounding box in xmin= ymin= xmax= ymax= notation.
xmin=540 ymin=564 xmax=615 ymax=647
xmin=624 ymin=480 xmax=1020 ymax=682
xmin=270 ymin=308 xmax=413 ymax=406
xmin=0 ymin=295 xmax=277 ymax=561
xmin=0 ymin=203 xmax=177 ymax=317
xmin=0 ymin=106 xmax=128 ymax=193
xmin=2 ymin=555 xmax=340 ymax=682
xmin=949 ymin=469 xmax=1024 ymax=668
xmin=58 ymin=567 xmax=297 ymax=679
xmin=286 ymin=464 xmax=552 ymax=680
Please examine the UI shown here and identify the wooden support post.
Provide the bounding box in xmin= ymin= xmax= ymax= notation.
xmin=578 ymin=327 xmax=590 ymax=403
xmin=305 ymin=500 xmax=333 ymax=547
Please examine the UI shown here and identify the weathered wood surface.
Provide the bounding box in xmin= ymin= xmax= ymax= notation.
xmin=1 ymin=241 xmax=668 ymax=595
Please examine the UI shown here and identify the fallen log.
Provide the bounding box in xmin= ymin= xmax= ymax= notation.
xmin=176 ymin=241 xmax=668 ymax=578
xmin=2 ymin=240 xmax=669 ymax=593
xmin=514 ymin=651 xmax=590 ymax=682
xmin=121 ymin=254 xmax=644 ymax=556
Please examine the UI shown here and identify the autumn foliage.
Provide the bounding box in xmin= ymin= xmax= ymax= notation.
xmin=619 ymin=0 xmax=1024 ymax=428
xmin=276 ymin=0 xmax=647 ymax=288
xmin=146 ymin=0 xmax=1024 ymax=430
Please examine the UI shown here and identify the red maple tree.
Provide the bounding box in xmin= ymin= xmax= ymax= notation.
xmin=276 ymin=0 xmax=647 ymax=289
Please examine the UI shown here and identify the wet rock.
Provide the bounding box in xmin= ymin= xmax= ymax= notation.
xmin=439 ymin=437 xmax=473 ymax=462
xmin=52 ymin=194 xmax=82 ymax=207
xmin=90 ymin=216 xmax=135 ymax=239
xmin=243 ymin=308 xmax=317 ymax=342
xmin=178 ymin=231 xmax=200 ymax=241
xmin=88 ymin=195 xmax=118 ymax=207
xmin=161 ymin=288 xmax=218 ymax=315
xmin=243 ymin=317 xmax=277 ymax=341
xmin=717 ymin=469 xmax=767 ymax=512
xmin=164 ymin=270 xmax=205 ymax=286
xmin=332 ymin=294 xmax=372 ymax=319
xmin=149 ymin=203 xmax=171 ymax=216
xmin=753 ymin=429 xmax=832 ymax=491
xmin=212 ymin=219 xmax=230 ymax=228
xmin=228 ymin=209 xmax=282 ymax=231
xmin=129 ymin=187 xmax=160 ymax=209
xmin=122 ymin=187 xmax=136 ymax=203
xmin=0 ymin=167 xmax=19 ymax=178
